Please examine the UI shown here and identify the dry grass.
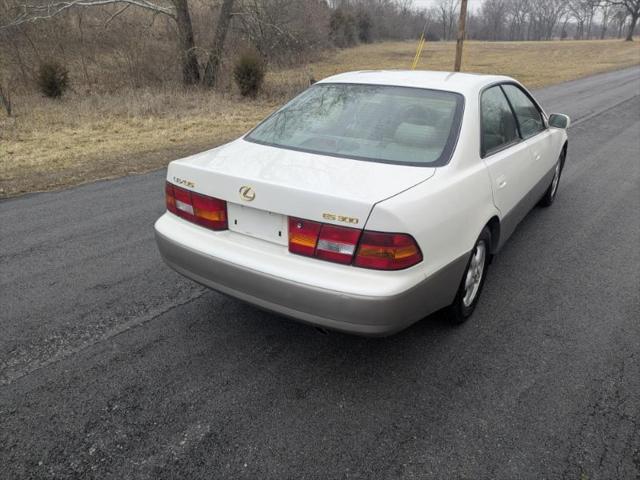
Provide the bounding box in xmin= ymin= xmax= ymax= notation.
xmin=276 ymin=39 xmax=640 ymax=88
xmin=0 ymin=90 xmax=281 ymax=196
xmin=1 ymin=39 xmax=639 ymax=197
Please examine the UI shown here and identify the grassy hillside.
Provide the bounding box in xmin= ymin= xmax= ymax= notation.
xmin=280 ymin=39 xmax=640 ymax=88
xmin=1 ymin=39 xmax=639 ymax=197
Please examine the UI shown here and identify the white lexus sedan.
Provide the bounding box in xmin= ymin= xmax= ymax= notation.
xmin=155 ymin=70 xmax=569 ymax=336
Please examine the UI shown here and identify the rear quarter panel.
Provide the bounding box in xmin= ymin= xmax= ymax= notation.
xmin=365 ymin=100 xmax=500 ymax=276
xmin=365 ymin=164 xmax=498 ymax=276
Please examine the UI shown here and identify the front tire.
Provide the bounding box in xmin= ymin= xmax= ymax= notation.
xmin=539 ymin=150 xmax=565 ymax=207
xmin=448 ymin=227 xmax=491 ymax=324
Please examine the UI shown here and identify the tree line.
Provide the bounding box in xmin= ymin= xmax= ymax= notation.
xmin=459 ymin=0 xmax=640 ymax=42
xmin=0 ymin=0 xmax=429 ymax=92
xmin=333 ymin=0 xmax=639 ymax=42
xmin=0 ymin=0 xmax=637 ymax=97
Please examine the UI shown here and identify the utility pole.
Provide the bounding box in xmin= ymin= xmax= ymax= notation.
xmin=454 ymin=0 xmax=469 ymax=72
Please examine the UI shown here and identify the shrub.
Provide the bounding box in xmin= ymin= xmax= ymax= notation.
xmin=37 ymin=62 xmax=69 ymax=98
xmin=233 ymin=52 xmax=266 ymax=98
xmin=356 ymin=11 xmax=374 ymax=43
xmin=329 ymin=9 xmax=358 ymax=48
xmin=425 ymin=31 xmax=441 ymax=42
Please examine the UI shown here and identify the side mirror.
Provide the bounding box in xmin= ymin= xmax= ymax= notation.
xmin=548 ymin=113 xmax=571 ymax=129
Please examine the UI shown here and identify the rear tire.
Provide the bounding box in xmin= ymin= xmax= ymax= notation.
xmin=539 ymin=150 xmax=565 ymax=207
xmin=448 ymin=227 xmax=491 ymax=325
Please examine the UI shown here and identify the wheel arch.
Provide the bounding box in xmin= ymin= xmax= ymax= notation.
xmin=561 ymin=141 xmax=568 ymax=167
xmin=486 ymin=216 xmax=501 ymax=254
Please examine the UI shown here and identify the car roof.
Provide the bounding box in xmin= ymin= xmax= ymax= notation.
xmin=317 ymin=70 xmax=514 ymax=96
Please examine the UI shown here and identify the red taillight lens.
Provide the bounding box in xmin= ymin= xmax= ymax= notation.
xmin=191 ymin=192 xmax=227 ymax=230
xmin=165 ymin=181 xmax=228 ymax=231
xmin=165 ymin=182 xmax=177 ymax=214
xmin=354 ymin=232 xmax=422 ymax=270
xmin=288 ymin=217 xmax=321 ymax=256
xmin=287 ymin=216 xmax=421 ymax=270
xmin=315 ymin=224 xmax=361 ymax=264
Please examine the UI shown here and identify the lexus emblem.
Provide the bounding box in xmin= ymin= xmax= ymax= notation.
xmin=239 ymin=186 xmax=256 ymax=202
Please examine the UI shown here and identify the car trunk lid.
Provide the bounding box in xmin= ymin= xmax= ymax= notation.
xmin=168 ymin=139 xmax=435 ymax=239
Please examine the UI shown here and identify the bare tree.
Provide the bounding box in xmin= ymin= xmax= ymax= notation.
xmin=528 ymin=0 xmax=567 ymax=40
xmin=172 ymin=0 xmax=199 ymax=84
xmin=233 ymin=0 xmax=304 ymax=59
xmin=568 ymin=0 xmax=597 ymax=39
xmin=506 ymin=0 xmax=532 ymax=40
xmin=0 ymin=82 xmax=12 ymax=116
xmin=481 ymin=0 xmax=508 ymax=40
xmin=600 ymin=2 xmax=612 ymax=38
xmin=608 ymin=0 xmax=640 ymax=39
xmin=612 ymin=6 xmax=630 ymax=36
xmin=437 ymin=0 xmax=460 ymax=40
xmin=0 ymin=0 xmax=200 ymax=85
xmin=203 ymin=0 xmax=234 ymax=88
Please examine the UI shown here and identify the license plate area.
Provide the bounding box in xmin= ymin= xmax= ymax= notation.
xmin=227 ymin=203 xmax=288 ymax=246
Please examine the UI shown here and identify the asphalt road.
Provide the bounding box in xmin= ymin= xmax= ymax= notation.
xmin=1 ymin=67 xmax=639 ymax=480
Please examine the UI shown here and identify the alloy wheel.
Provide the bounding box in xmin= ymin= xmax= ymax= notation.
xmin=550 ymin=161 xmax=561 ymax=198
xmin=463 ymin=241 xmax=487 ymax=307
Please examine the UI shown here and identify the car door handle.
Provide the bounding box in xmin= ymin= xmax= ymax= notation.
xmin=496 ymin=175 xmax=507 ymax=189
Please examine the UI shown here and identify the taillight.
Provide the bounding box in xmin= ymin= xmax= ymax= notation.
xmin=288 ymin=217 xmax=321 ymax=256
xmin=173 ymin=186 xmax=194 ymax=218
xmin=288 ymin=216 xmax=421 ymax=270
xmin=191 ymin=193 xmax=227 ymax=229
xmin=316 ymin=224 xmax=361 ymax=264
xmin=354 ymin=231 xmax=422 ymax=270
xmin=165 ymin=181 xmax=228 ymax=231
xmin=165 ymin=182 xmax=177 ymax=214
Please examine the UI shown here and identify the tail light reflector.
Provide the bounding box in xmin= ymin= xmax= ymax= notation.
xmin=316 ymin=224 xmax=361 ymax=264
xmin=165 ymin=181 xmax=228 ymax=231
xmin=354 ymin=232 xmax=422 ymax=270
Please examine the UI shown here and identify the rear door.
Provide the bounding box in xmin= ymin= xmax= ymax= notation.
xmin=480 ymin=85 xmax=538 ymax=239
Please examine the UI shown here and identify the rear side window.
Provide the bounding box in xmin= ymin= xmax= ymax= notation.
xmin=502 ymin=84 xmax=545 ymax=139
xmin=480 ymin=86 xmax=519 ymax=156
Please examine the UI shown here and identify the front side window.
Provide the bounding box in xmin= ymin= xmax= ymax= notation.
xmin=481 ymin=86 xmax=519 ymax=156
xmin=246 ymin=83 xmax=464 ymax=166
xmin=502 ymin=84 xmax=545 ymax=139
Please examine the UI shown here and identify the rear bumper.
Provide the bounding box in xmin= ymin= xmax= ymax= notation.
xmin=155 ymin=217 xmax=468 ymax=336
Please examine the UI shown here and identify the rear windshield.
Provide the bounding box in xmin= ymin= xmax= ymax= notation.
xmin=245 ymin=83 xmax=464 ymax=166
